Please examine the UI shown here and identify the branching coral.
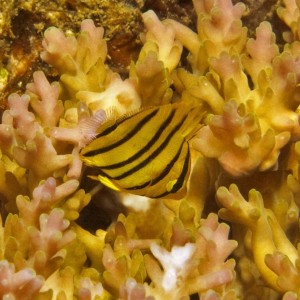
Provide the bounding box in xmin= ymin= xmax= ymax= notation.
xmin=217 ymin=184 xmax=296 ymax=291
xmin=1 ymin=0 xmax=300 ymax=299
xmin=168 ymin=0 xmax=300 ymax=176
xmin=0 ymin=177 xmax=102 ymax=299
xmin=128 ymin=10 xmax=182 ymax=107
xmin=143 ymin=213 xmax=237 ymax=299
xmin=110 ymin=207 xmax=237 ymax=299
xmin=0 ymin=260 xmax=44 ymax=300
xmin=41 ymin=19 xmax=108 ymax=97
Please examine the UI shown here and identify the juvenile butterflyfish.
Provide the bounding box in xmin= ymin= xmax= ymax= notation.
xmin=80 ymin=102 xmax=203 ymax=199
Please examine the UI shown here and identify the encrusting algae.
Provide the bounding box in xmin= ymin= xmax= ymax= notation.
xmin=1 ymin=0 xmax=300 ymax=299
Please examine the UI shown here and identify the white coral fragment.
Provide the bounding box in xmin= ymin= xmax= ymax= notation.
xmin=150 ymin=242 xmax=196 ymax=292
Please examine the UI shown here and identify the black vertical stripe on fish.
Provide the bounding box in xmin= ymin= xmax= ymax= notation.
xmin=99 ymin=109 xmax=176 ymax=169
xmin=152 ymin=149 xmax=190 ymax=199
xmin=95 ymin=107 xmax=157 ymax=138
xmin=81 ymin=102 xmax=204 ymax=199
xmin=81 ymin=105 xmax=177 ymax=170
xmin=83 ymin=108 xmax=159 ymax=157
xmin=110 ymin=113 xmax=189 ymax=180
xmin=125 ymin=141 xmax=186 ymax=190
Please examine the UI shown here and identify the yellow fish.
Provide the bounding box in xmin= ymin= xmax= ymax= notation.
xmin=80 ymin=102 xmax=203 ymax=199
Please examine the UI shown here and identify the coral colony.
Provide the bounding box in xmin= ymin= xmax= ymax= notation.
xmin=2 ymin=0 xmax=300 ymax=299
